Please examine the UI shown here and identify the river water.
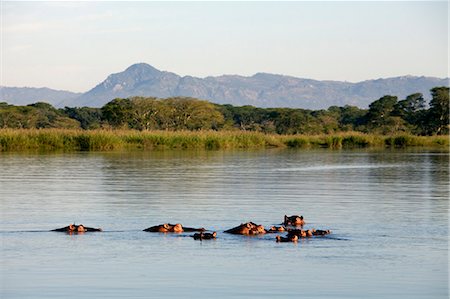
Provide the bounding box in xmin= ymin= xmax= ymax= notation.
xmin=0 ymin=149 xmax=448 ymax=298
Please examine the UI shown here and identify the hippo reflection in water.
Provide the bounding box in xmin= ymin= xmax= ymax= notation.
xmin=224 ymin=222 xmax=267 ymax=235
xmin=192 ymin=232 xmax=217 ymax=240
xmin=283 ymin=215 xmax=305 ymax=226
xmin=52 ymin=224 xmax=102 ymax=233
xmin=143 ymin=223 xmax=205 ymax=233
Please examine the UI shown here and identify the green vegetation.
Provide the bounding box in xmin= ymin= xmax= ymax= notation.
xmin=1 ymin=87 xmax=448 ymax=136
xmin=0 ymin=129 xmax=447 ymax=152
xmin=0 ymin=86 xmax=448 ymax=151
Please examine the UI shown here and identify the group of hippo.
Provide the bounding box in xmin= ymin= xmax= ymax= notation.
xmin=52 ymin=215 xmax=331 ymax=242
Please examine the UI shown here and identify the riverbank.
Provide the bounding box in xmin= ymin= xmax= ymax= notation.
xmin=0 ymin=129 xmax=448 ymax=151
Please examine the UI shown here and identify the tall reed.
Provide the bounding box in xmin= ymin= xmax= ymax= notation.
xmin=0 ymin=129 xmax=447 ymax=152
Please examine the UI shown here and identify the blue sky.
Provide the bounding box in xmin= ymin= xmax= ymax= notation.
xmin=2 ymin=1 xmax=448 ymax=92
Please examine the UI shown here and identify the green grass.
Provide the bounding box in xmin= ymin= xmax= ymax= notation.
xmin=0 ymin=129 xmax=448 ymax=152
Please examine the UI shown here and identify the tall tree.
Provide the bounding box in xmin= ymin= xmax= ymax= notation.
xmin=426 ymin=87 xmax=449 ymax=135
xmin=101 ymin=98 xmax=133 ymax=128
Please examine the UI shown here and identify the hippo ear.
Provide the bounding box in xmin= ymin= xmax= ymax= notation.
xmin=212 ymin=232 xmax=217 ymax=237
xmin=163 ymin=223 xmax=169 ymax=229
xmin=246 ymin=223 xmax=252 ymax=228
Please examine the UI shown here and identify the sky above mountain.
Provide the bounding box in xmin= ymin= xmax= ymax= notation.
xmin=2 ymin=1 xmax=448 ymax=92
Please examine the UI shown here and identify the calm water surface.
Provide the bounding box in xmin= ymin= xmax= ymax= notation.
xmin=0 ymin=149 xmax=448 ymax=298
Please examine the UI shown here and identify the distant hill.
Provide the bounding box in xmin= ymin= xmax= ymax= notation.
xmin=0 ymin=86 xmax=81 ymax=107
xmin=2 ymin=63 xmax=449 ymax=109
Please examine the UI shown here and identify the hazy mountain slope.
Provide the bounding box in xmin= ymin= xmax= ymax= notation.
xmin=73 ymin=63 xmax=448 ymax=109
xmin=3 ymin=63 xmax=449 ymax=109
xmin=0 ymin=86 xmax=81 ymax=107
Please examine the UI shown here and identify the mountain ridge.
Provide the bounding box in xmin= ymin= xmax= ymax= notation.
xmin=1 ymin=63 xmax=448 ymax=109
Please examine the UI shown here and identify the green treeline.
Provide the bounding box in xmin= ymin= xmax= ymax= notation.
xmin=0 ymin=86 xmax=448 ymax=136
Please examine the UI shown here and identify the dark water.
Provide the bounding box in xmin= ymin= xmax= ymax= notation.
xmin=0 ymin=149 xmax=448 ymax=298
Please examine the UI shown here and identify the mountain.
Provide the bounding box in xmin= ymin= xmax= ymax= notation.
xmin=3 ymin=63 xmax=449 ymax=109
xmin=0 ymin=86 xmax=81 ymax=107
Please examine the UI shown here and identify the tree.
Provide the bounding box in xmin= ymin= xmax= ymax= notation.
xmin=364 ymin=95 xmax=408 ymax=133
xmin=64 ymin=107 xmax=103 ymax=129
xmin=101 ymin=98 xmax=133 ymax=128
xmin=393 ymin=93 xmax=425 ymax=121
xmin=338 ymin=105 xmax=367 ymax=131
xmin=425 ymin=87 xmax=449 ymax=135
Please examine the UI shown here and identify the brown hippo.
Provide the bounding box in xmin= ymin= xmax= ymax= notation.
xmin=252 ymin=224 xmax=267 ymax=235
xmin=168 ymin=223 xmax=205 ymax=232
xmin=143 ymin=223 xmax=205 ymax=233
xmin=312 ymin=229 xmax=331 ymax=236
xmin=287 ymin=229 xmax=307 ymax=238
xmin=287 ymin=229 xmax=314 ymax=238
xmin=192 ymin=232 xmax=217 ymax=240
xmin=143 ymin=223 xmax=171 ymax=232
xmin=52 ymin=224 xmax=102 ymax=233
xmin=224 ymin=222 xmax=267 ymax=235
xmin=284 ymin=215 xmax=305 ymax=226
xmin=276 ymin=234 xmax=298 ymax=243
xmin=268 ymin=226 xmax=286 ymax=233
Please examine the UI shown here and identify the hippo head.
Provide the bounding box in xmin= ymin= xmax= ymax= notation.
xmin=69 ymin=224 xmax=75 ymax=231
xmin=255 ymin=225 xmax=266 ymax=234
xmin=77 ymin=225 xmax=86 ymax=232
xmin=290 ymin=235 xmax=299 ymax=242
xmin=172 ymin=223 xmax=183 ymax=232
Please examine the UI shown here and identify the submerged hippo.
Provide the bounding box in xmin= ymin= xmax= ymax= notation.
xmin=268 ymin=226 xmax=287 ymax=233
xmin=286 ymin=229 xmax=314 ymax=238
xmin=52 ymin=224 xmax=102 ymax=233
xmin=143 ymin=223 xmax=205 ymax=233
xmin=143 ymin=223 xmax=172 ymax=232
xmin=286 ymin=229 xmax=306 ymax=238
xmin=276 ymin=234 xmax=298 ymax=243
xmin=224 ymin=222 xmax=267 ymax=235
xmin=312 ymin=229 xmax=331 ymax=236
xmin=283 ymin=215 xmax=305 ymax=226
xmin=192 ymin=232 xmax=217 ymax=240
xmin=287 ymin=228 xmax=331 ymax=239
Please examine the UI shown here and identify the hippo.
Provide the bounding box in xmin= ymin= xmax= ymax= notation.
xmin=312 ymin=229 xmax=331 ymax=236
xmin=52 ymin=224 xmax=102 ymax=233
xmin=286 ymin=229 xmax=307 ymax=238
xmin=286 ymin=229 xmax=314 ymax=238
xmin=172 ymin=223 xmax=206 ymax=232
xmin=224 ymin=222 xmax=267 ymax=235
xmin=268 ymin=226 xmax=286 ymax=233
xmin=192 ymin=232 xmax=217 ymax=240
xmin=284 ymin=215 xmax=305 ymax=226
xmin=143 ymin=223 xmax=171 ymax=232
xmin=276 ymin=234 xmax=298 ymax=243
xmin=143 ymin=223 xmax=205 ymax=233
